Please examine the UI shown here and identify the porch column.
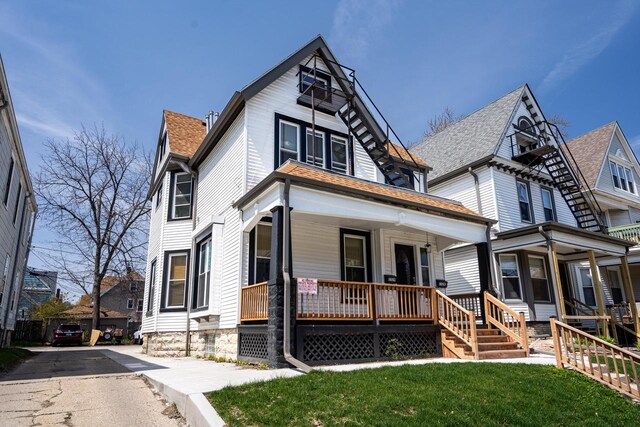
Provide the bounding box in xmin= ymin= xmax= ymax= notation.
xmin=475 ymin=242 xmax=491 ymax=322
xmin=266 ymin=205 xmax=294 ymax=368
xmin=588 ymin=250 xmax=608 ymax=337
xmin=548 ymin=242 xmax=566 ymax=319
xmin=620 ymin=256 xmax=640 ymax=339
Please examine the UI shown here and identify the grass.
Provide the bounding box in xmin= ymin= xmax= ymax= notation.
xmin=0 ymin=348 xmax=31 ymax=372
xmin=591 ymin=354 xmax=639 ymax=377
xmin=208 ymin=363 xmax=640 ymax=427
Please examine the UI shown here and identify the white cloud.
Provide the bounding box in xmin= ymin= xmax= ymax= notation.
xmin=330 ymin=0 xmax=400 ymax=62
xmin=540 ymin=1 xmax=638 ymax=93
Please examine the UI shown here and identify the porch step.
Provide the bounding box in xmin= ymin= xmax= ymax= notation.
xmin=477 ymin=335 xmax=510 ymax=343
xmin=476 ymin=329 xmax=501 ymax=336
xmin=477 ymin=341 xmax=519 ymax=351
xmin=477 ymin=349 xmax=528 ymax=360
xmin=441 ymin=326 xmax=528 ymax=360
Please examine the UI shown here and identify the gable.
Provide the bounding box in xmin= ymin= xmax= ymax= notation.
xmin=563 ymin=122 xmax=615 ymax=189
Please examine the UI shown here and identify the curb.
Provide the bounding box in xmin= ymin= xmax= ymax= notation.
xmin=143 ymin=374 xmax=226 ymax=427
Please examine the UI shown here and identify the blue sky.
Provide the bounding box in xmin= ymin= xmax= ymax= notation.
xmin=2 ymin=1 xmax=640 ymax=285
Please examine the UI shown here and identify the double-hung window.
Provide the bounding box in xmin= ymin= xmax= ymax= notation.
xmin=306 ymin=129 xmax=324 ymax=167
xmin=156 ymin=183 xmax=163 ymax=209
xmin=610 ymin=160 xmax=635 ymax=194
xmin=12 ymin=182 xmax=22 ymax=224
xmin=279 ymin=121 xmax=300 ymax=166
xmin=254 ymin=224 xmax=271 ymax=283
xmin=3 ymin=158 xmax=13 ymax=206
xmin=194 ymin=236 xmax=212 ymax=309
xmin=137 ymin=299 xmax=143 ymax=312
xmin=529 ymin=255 xmax=551 ymax=302
xmin=299 ymin=67 xmax=330 ymax=101
xmin=343 ymin=235 xmax=367 ymax=282
xmin=499 ymin=254 xmax=522 ymax=300
xmin=331 ymin=136 xmax=348 ymax=174
xmin=579 ymin=267 xmax=596 ymax=306
xmin=420 ymin=247 xmax=430 ymax=286
xmin=517 ymin=180 xmax=533 ymax=223
xmin=127 ymin=299 xmax=134 ymax=310
xmin=540 ymin=187 xmax=556 ymax=221
xmin=171 ymin=173 xmax=192 ymax=219
xmin=146 ymin=259 xmax=157 ymax=315
xmin=164 ymin=252 xmax=188 ymax=309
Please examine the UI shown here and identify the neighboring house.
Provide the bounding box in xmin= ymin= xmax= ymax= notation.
xmin=0 ymin=55 xmax=38 ymax=347
xmin=85 ymin=270 xmax=145 ymax=326
xmin=411 ymin=84 xmax=636 ymax=337
xmin=142 ymin=35 xmax=503 ymax=366
xmin=17 ymin=268 xmax=58 ymax=319
xmin=45 ymin=305 xmax=129 ymax=342
xmin=562 ymin=122 xmax=640 ymax=335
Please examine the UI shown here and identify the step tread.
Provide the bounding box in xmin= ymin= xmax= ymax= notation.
xmin=478 ymin=349 xmax=528 ymax=360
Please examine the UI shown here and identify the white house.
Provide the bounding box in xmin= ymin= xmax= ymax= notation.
xmin=411 ymin=85 xmax=635 ymax=338
xmin=0 ymin=55 xmax=38 ymax=347
xmin=141 ymin=36 xmax=531 ymax=366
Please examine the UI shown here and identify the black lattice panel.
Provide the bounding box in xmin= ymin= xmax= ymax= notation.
xmin=303 ymin=332 xmax=375 ymax=362
xmin=239 ymin=332 xmax=268 ymax=360
xmin=379 ymin=331 xmax=439 ymax=358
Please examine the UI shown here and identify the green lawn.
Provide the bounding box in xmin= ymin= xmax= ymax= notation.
xmin=0 ymin=348 xmax=31 ymax=372
xmin=208 ymin=363 xmax=640 ymax=427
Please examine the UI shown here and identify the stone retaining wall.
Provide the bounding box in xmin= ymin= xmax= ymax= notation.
xmin=143 ymin=328 xmax=238 ymax=359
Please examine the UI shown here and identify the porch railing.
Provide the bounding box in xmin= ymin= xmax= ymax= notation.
xmin=375 ymin=283 xmax=434 ymax=320
xmin=239 ymin=282 xmax=269 ymax=322
xmin=297 ymin=280 xmax=374 ymax=320
xmin=551 ymin=318 xmax=640 ymax=400
xmin=484 ymin=291 xmax=528 ymax=355
xmin=436 ymin=290 xmax=478 ymax=358
xmin=564 ymin=297 xmax=609 ymax=336
xmin=608 ymin=223 xmax=640 ymax=245
xmin=449 ymin=293 xmax=482 ymax=320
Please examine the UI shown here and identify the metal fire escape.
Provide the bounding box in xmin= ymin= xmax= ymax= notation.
xmin=296 ymin=55 xmax=424 ymax=189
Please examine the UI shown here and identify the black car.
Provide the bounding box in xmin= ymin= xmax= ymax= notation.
xmin=52 ymin=324 xmax=84 ymax=346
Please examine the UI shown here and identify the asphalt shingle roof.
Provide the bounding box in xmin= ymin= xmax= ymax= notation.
xmin=410 ymin=85 xmax=525 ymax=181
xmin=562 ymin=121 xmax=616 ymax=189
xmin=164 ymin=110 xmax=207 ymax=158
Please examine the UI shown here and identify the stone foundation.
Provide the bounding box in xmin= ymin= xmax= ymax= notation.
xmin=143 ymin=328 xmax=238 ymax=359
xmin=526 ymin=321 xmax=551 ymax=338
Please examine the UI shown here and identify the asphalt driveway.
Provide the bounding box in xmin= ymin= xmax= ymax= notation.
xmin=0 ymin=346 xmax=182 ymax=427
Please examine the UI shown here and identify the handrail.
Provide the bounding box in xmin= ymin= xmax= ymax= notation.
xmin=376 ymin=284 xmax=434 ymax=320
xmin=565 ymin=297 xmax=597 ymax=317
xmin=608 ymin=223 xmax=640 ymax=244
xmin=483 ymin=291 xmax=529 ymax=356
xmin=449 ymin=293 xmax=482 ymax=319
xmin=297 ymin=280 xmax=373 ymax=320
xmin=240 ymin=282 xmax=269 ymax=322
xmin=564 ymin=297 xmax=609 ymax=336
xmin=436 ymin=290 xmax=478 ymax=358
xmin=550 ymin=318 xmax=640 ymax=399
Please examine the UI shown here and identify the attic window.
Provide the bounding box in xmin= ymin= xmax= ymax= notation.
xmin=517 ymin=117 xmax=536 ymax=136
xmin=610 ymin=160 xmax=635 ymax=194
xmin=299 ymin=65 xmax=331 ymax=102
xmin=159 ymin=132 xmax=168 ymax=159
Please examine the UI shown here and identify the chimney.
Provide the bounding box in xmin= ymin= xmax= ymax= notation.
xmin=205 ymin=111 xmax=220 ymax=133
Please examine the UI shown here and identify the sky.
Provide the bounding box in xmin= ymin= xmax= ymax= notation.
xmin=1 ymin=0 xmax=640 ymax=295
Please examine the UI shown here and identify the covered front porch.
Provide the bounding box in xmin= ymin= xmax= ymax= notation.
xmin=234 ymin=161 xmax=498 ymax=366
xmin=492 ymin=222 xmax=639 ymax=343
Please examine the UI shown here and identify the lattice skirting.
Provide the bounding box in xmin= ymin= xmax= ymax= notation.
xmin=297 ymin=324 xmax=441 ymax=365
xmin=237 ymin=325 xmax=269 ymax=363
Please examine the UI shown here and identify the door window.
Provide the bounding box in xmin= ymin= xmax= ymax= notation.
xmin=395 ymin=244 xmax=416 ymax=285
xmin=579 ymin=267 xmax=596 ymax=307
xmin=344 ymin=235 xmax=367 ymax=282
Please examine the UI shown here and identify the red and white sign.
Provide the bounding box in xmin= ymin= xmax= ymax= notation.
xmin=297 ymin=278 xmax=318 ymax=295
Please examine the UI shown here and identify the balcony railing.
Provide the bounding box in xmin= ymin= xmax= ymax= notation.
xmin=608 ymin=223 xmax=640 ymax=245
xmin=240 ymin=279 xmax=437 ymax=323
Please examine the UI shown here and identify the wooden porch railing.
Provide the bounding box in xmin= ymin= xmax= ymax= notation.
xmin=297 ymin=280 xmax=374 ymax=320
xmin=484 ymin=291 xmax=528 ymax=356
xmin=551 ymin=318 xmax=640 ymax=400
xmin=608 ymin=223 xmax=640 ymax=245
xmin=239 ymin=282 xmax=268 ymax=322
xmin=449 ymin=293 xmax=482 ymax=320
xmin=375 ymin=284 xmax=434 ymax=320
xmin=564 ymin=297 xmax=609 ymax=336
xmin=436 ymin=290 xmax=478 ymax=358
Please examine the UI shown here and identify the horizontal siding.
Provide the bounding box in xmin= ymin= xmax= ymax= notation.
xmin=429 ymin=166 xmax=495 ymax=221
xmin=495 ymin=100 xmax=528 ymax=160
xmin=381 ymin=229 xmax=444 ymax=285
xmin=291 ymin=219 xmax=341 ymax=281
xmin=534 ymin=304 xmax=557 ymax=321
xmin=442 ymin=245 xmax=480 ymax=295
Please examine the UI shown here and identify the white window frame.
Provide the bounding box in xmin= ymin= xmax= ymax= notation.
xmin=499 ymin=254 xmax=523 ymax=301
xmin=610 ymin=160 xmax=636 ymax=194
xmin=136 ymin=299 xmax=143 ymax=312
xmin=171 ymin=172 xmax=192 ymax=219
xmin=306 ymin=128 xmax=325 ymax=168
xmin=528 ymin=255 xmax=552 ymax=303
xmin=156 ymin=183 xmax=163 ymax=210
xmin=127 ymin=298 xmax=134 ymax=310
xmin=540 ymin=187 xmax=556 ymax=222
xmin=301 ymin=73 xmax=329 ymax=94
xmin=195 ymin=236 xmax=212 ymax=309
xmin=254 ymin=223 xmax=272 ymax=284
xmin=516 ymin=180 xmax=533 ymax=223
xmin=146 ymin=259 xmax=157 ymax=315
xmin=330 ymin=135 xmax=348 ymax=174
xmin=577 ymin=266 xmax=597 ymax=307
xmin=279 ymin=120 xmax=300 ymax=165
xmin=343 ymin=234 xmax=367 ymax=282
xmin=165 ymin=252 xmax=188 ymax=309
xmin=419 ymin=246 xmax=432 ymax=287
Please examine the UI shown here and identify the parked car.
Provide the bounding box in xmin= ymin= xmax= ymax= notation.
xmin=52 ymin=324 xmax=83 ymax=346
xmin=133 ymin=327 xmax=143 ymax=345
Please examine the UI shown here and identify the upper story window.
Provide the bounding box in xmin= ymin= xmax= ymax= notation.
xmin=127 ymin=299 xmax=134 ymax=310
xmin=610 ymin=160 xmax=635 ymax=194
xmin=540 ymin=187 xmax=556 ymax=222
xmin=130 ymin=283 xmax=138 ymax=292
xmin=159 ymin=132 xmax=167 ymax=159
xmin=193 ymin=236 xmax=212 ymax=309
xmin=137 ymin=299 xmax=143 ymax=312
xmin=331 ymin=136 xmax=348 ymax=174
xmin=146 ymin=258 xmax=157 ymax=316
xmin=516 ymin=117 xmax=536 ymax=136
xmin=156 ymin=183 xmax=163 ymax=209
xmin=299 ymin=66 xmax=331 ymax=101
xmin=279 ymin=120 xmax=300 ymax=165
xmin=12 ymin=182 xmax=22 ymax=224
xmin=163 ymin=251 xmax=189 ymax=309
xmin=516 ymin=180 xmax=533 ymax=223
xmin=3 ymin=158 xmax=14 ymax=206
xmin=306 ymin=129 xmax=324 ymax=167
xmin=170 ymin=172 xmax=193 ymax=220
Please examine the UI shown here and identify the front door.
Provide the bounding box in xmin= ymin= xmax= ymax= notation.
xmin=394 ymin=244 xmax=416 ymax=285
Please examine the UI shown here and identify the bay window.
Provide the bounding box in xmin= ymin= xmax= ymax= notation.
xmin=193 ymin=236 xmax=212 ymax=309
xmin=170 ymin=173 xmax=193 ymax=219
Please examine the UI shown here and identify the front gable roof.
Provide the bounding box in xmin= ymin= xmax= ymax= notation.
xmin=410 ymin=85 xmax=525 ymax=182
xmin=562 ymin=121 xmax=617 ymax=189
xmin=163 ymin=110 xmax=206 ymax=158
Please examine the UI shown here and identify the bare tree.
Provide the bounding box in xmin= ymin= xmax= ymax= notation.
xmin=422 ymin=107 xmax=461 ymax=139
xmin=34 ymin=125 xmax=150 ymax=329
xmin=547 ymin=114 xmax=571 ymax=137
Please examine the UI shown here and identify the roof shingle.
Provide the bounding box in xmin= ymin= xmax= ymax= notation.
xmin=562 ymin=122 xmax=616 ymax=188
xmin=164 ymin=110 xmax=206 ymax=158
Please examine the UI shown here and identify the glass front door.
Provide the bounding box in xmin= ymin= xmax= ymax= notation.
xmin=394 ymin=244 xmax=416 ymax=285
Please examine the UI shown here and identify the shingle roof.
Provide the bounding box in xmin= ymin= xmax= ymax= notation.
xmin=164 ymin=110 xmax=206 ymax=158
xmin=276 ymin=161 xmax=488 ymax=221
xmin=562 ymin=122 xmax=616 ymax=188
xmin=410 ymin=85 xmax=525 ymax=181
xmin=386 ymin=142 xmax=429 ymax=168
xmin=62 ymin=304 xmax=127 ymax=318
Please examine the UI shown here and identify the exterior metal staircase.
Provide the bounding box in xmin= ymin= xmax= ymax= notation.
xmin=510 ymin=95 xmax=604 ymax=232
xmin=297 ymin=55 xmax=423 ymax=189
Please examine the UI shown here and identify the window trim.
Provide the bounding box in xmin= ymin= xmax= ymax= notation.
xmin=339 ymin=228 xmax=372 ymax=283
xmin=499 ymin=253 xmax=523 ymax=302
xmin=160 ymin=249 xmax=190 ymax=312
xmin=146 ymin=258 xmax=157 ymax=317
xmin=156 ymin=182 xmax=163 ymax=210
xmin=540 ymin=186 xmax=557 ymax=222
xmin=578 ymin=266 xmax=597 ymax=307
xmin=127 ymin=298 xmax=134 ymax=310
xmin=3 ymin=158 xmax=14 ymax=206
xmin=305 ymin=128 xmax=325 ymax=168
xmin=528 ymin=255 xmax=553 ymax=303
xmin=298 ymin=65 xmax=332 ymax=95
xmin=167 ymin=172 xmax=193 ymax=221
xmin=419 ymin=246 xmax=432 ymax=287
xmin=12 ymin=182 xmax=22 ymax=224
xmin=516 ymin=179 xmax=534 ymax=224
xmin=254 ymin=223 xmax=272 ymax=284
xmin=192 ymin=234 xmax=212 ymax=311
xmin=278 ymin=119 xmax=301 ymax=166
xmin=136 ymin=299 xmax=143 ymax=312
xmin=330 ymin=135 xmax=348 ymax=174
xmin=610 ymin=160 xmax=636 ymax=194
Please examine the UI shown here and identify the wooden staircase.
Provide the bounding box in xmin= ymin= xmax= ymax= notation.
xmin=436 ymin=291 xmax=529 ymax=360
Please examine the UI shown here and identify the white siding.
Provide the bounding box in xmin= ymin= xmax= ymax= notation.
xmin=495 ymin=100 xmax=530 ymax=160
xmin=291 ymin=219 xmax=341 ymax=281
xmin=430 ymin=166 xmax=496 ymax=221
xmin=442 ymin=245 xmax=480 ymax=295
xmin=380 ymin=229 xmax=444 ymax=285
xmin=534 ymin=304 xmax=557 ymax=321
